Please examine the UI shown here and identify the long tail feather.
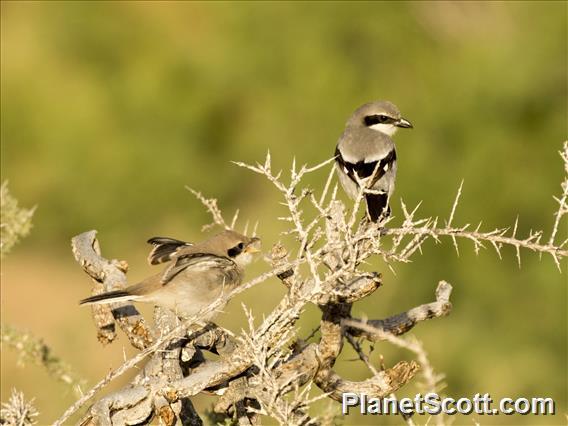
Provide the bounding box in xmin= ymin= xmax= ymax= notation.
xmin=79 ymin=290 xmax=136 ymax=306
xmin=365 ymin=193 xmax=390 ymax=222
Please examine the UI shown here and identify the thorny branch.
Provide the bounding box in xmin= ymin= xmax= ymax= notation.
xmin=60 ymin=142 xmax=567 ymax=425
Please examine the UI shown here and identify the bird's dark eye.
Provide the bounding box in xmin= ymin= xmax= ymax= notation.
xmin=364 ymin=114 xmax=391 ymax=126
xmin=228 ymin=242 xmax=245 ymax=258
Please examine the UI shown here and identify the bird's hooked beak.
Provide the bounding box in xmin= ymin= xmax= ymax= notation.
xmin=395 ymin=117 xmax=413 ymax=129
xmin=245 ymin=237 xmax=262 ymax=254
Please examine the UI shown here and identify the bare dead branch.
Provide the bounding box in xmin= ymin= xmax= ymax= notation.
xmin=548 ymin=141 xmax=568 ymax=246
xmin=316 ymin=360 xmax=420 ymax=402
xmin=186 ymin=186 xmax=228 ymax=231
xmin=71 ymin=230 xmax=154 ymax=349
xmin=345 ymin=281 xmax=453 ymax=340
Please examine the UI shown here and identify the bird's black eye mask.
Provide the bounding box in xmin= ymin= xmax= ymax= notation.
xmin=364 ymin=114 xmax=395 ymax=126
xmin=228 ymin=242 xmax=245 ymax=258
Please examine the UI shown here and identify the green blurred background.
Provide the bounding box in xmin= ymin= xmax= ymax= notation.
xmin=1 ymin=1 xmax=566 ymax=425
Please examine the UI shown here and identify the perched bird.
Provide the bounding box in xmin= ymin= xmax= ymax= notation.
xmin=80 ymin=230 xmax=261 ymax=319
xmin=334 ymin=101 xmax=413 ymax=221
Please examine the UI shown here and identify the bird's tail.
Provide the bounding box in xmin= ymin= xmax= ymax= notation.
xmin=366 ymin=193 xmax=390 ymax=222
xmin=79 ymin=290 xmax=140 ymax=306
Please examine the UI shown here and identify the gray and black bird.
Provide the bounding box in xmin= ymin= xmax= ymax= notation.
xmin=334 ymin=101 xmax=413 ymax=221
xmin=80 ymin=230 xmax=261 ymax=319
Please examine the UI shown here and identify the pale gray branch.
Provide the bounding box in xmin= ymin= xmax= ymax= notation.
xmin=345 ymin=281 xmax=453 ymax=340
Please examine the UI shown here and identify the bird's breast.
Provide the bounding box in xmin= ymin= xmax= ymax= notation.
xmin=337 ymin=127 xmax=395 ymax=164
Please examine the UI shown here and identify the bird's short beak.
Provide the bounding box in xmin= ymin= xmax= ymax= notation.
xmin=245 ymin=237 xmax=262 ymax=254
xmin=396 ymin=118 xmax=413 ymax=129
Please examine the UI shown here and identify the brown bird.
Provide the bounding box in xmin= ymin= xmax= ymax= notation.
xmin=80 ymin=230 xmax=261 ymax=319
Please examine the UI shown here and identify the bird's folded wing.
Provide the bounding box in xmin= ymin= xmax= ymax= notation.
xmin=336 ymin=146 xmax=396 ymax=187
xmin=368 ymin=149 xmax=396 ymax=187
xmin=147 ymin=237 xmax=193 ymax=265
xmin=160 ymin=253 xmax=237 ymax=285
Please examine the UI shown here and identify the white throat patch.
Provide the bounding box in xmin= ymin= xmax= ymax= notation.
xmin=369 ymin=123 xmax=398 ymax=137
xmin=235 ymin=252 xmax=254 ymax=267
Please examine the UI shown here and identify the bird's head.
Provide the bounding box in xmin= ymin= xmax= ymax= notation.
xmin=213 ymin=230 xmax=261 ymax=268
xmin=349 ymin=100 xmax=413 ymax=137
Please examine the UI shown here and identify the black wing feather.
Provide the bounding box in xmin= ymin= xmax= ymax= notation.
xmin=335 ymin=147 xmax=396 ymax=186
xmin=147 ymin=237 xmax=192 ymax=265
